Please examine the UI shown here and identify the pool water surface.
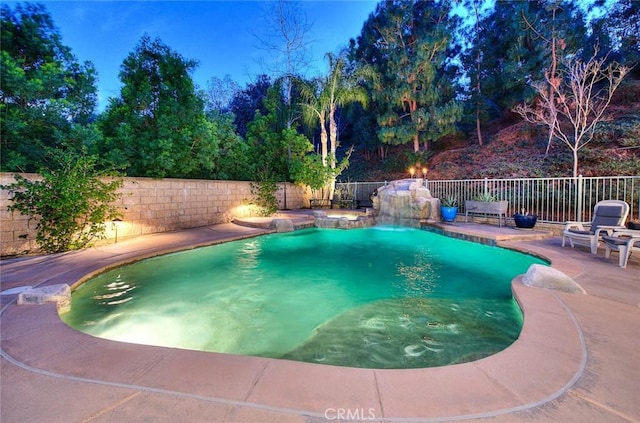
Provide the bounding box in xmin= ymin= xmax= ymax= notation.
xmin=62 ymin=226 xmax=547 ymax=369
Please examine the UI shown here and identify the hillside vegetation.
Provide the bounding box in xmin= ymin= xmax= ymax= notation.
xmin=343 ymin=79 xmax=640 ymax=182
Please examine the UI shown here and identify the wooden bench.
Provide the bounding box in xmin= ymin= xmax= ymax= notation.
xmin=310 ymin=199 xmax=331 ymax=209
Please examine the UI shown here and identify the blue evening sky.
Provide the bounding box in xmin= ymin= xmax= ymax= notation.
xmin=29 ymin=1 xmax=379 ymax=111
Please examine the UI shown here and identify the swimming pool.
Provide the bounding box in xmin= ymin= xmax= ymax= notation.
xmin=62 ymin=226 xmax=547 ymax=369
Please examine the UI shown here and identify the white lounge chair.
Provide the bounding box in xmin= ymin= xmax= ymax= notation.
xmin=562 ymin=200 xmax=630 ymax=254
xmin=603 ymin=231 xmax=640 ymax=269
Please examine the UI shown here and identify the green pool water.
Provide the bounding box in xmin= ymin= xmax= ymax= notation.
xmin=62 ymin=226 xmax=547 ymax=369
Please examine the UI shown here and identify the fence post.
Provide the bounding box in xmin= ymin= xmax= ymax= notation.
xmin=576 ymin=174 xmax=583 ymax=221
xmin=483 ymin=177 xmax=488 ymax=196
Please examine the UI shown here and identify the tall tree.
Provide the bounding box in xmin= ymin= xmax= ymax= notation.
xmin=456 ymin=0 xmax=491 ymax=145
xmin=358 ymin=0 xmax=462 ymax=153
xmin=470 ymin=0 xmax=485 ymax=146
xmin=204 ymin=74 xmax=239 ymax=115
xmin=325 ymin=53 xmax=369 ymax=171
xmin=207 ymin=112 xmax=249 ymax=181
xmin=97 ymin=35 xmax=217 ymax=178
xmin=514 ymin=49 xmax=631 ymax=177
xmin=301 ymin=53 xmax=368 ymax=166
xmin=1 ymin=3 xmax=98 ymax=171
xmin=300 ymin=53 xmax=367 ymax=197
xmin=470 ymin=1 xmax=588 ymax=121
xmin=468 ymin=1 xmax=542 ymax=117
xmin=592 ymin=0 xmax=640 ymax=77
xmin=256 ymin=0 xmax=313 ymax=130
xmin=344 ymin=39 xmax=387 ymax=161
xmin=520 ymin=1 xmax=589 ymax=154
xmin=229 ymin=74 xmax=272 ymax=139
xmin=299 ymin=77 xmax=329 ymax=166
xmin=246 ymin=83 xmax=313 ymax=183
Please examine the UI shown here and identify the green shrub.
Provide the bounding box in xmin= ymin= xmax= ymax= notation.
xmin=249 ymin=168 xmax=279 ymax=216
xmin=593 ymin=116 xmax=640 ymax=147
xmin=1 ymin=152 xmax=123 ymax=254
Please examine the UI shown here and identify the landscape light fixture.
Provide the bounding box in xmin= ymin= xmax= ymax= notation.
xmin=112 ymin=218 xmax=123 ymax=243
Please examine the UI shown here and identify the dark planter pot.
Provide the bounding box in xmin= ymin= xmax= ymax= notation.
xmin=441 ymin=206 xmax=458 ymax=223
xmin=627 ymin=222 xmax=640 ymax=230
xmin=513 ymin=214 xmax=537 ymax=229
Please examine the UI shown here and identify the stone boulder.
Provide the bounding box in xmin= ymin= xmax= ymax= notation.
xmin=18 ymin=284 xmax=72 ymax=313
xmin=315 ymin=217 xmax=340 ymax=229
xmin=270 ymin=218 xmax=294 ymax=232
xmin=522 ymin=264 xmax=586 ymax=294
xmin=314 ymin=215 xmax=374 ymax=229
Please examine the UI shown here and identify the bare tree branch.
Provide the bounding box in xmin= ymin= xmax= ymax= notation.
xmin=514 ymin=48 xmax=631 ymax=177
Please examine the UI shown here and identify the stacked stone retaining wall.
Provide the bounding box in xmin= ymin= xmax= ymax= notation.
xmin=1 ymin=173 xmax=309 ymax=256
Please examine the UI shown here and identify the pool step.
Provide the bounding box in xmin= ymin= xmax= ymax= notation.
xmin=233 ymin=216 xmax=315 ymax=231
xmin=422 ymin=221 xmax=554 ymax=246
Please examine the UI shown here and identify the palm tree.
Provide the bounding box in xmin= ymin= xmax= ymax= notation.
xmin=300 ymin=52 xmax=369 ymax=198
xmin=325 ymin=53 xmax=369 ymax=169
xmin=299 ymin=77 xmax=329 ymax=166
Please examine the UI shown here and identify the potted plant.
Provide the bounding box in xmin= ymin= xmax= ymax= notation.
xmin=513 ymin=208 xmax=538 ymax=229
xmin=627 ymin=219 xmax=640 ymax=230
xmin=440 ymin=196 xmax=458 ymax=223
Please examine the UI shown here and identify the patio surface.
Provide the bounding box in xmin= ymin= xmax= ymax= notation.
xmin=1 ymin=213 xmax=638 ymax=423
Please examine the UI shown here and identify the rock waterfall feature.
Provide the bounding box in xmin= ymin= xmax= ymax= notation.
xmin=372 ymin=179 xmax=440 ymax=227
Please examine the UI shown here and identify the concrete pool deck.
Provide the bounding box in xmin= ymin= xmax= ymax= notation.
xmin=1 ymin=217 xmax=638 ymax=422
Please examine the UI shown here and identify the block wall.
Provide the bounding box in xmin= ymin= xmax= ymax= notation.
xmin=1 ymin=173 xmax=310 ymax=256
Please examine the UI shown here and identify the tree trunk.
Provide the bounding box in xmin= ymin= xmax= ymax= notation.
xmin=328 ymin=104 xmax=339 ymax=200
xmin=545 ymin=7 xmax=559 ymax=155
xmin=320 ymin=120 xmax=328 ymax=167
xmin=328 ymin=177 xmax=336 ymax=203
xmin=407 ymin=99 xmax=421 ymax=152
xmin=329 ymin=106 xmax=338 ymax=169
xmin=474 ymin=0 xmax=483 ymax=146
xmin=476 ymin=109 xmax=483 ymax=146
xmin=545 ymin=43 xmax=557 ymax=155
xmin=475 ymin=49 xmax=483 ymax=146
